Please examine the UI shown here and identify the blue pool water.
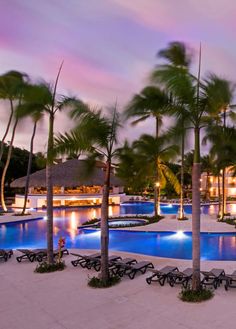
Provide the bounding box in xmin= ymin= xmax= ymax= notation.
xmin=0 ymin=202 xmax=236 ymax=260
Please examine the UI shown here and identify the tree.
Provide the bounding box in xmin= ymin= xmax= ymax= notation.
xmin=55 ymin=104 xmax=122 ymax=284
xmin=151 ymin=41 xmax=234 ymax=290
xmin=0 ymin=71 xmax=28 ymax=162
xmin=18 ymin=64 xmax=78 ymax=263
xmin=116 ymin=141 xmax=148 ymax=194
xmin=0 ymin=71 xmax=28 ymax=211
xmin=15 ymin=83 xmax=44 ymax=214
xmin=201 ymin=154 xmax=215 ymax=201
xmin=203 ymin=125 xmax=236 ymax=217
xmin=133 ymin=134 xmax=180 ymax=215
xmin=125 ymin=86 xmax=171 ymax=216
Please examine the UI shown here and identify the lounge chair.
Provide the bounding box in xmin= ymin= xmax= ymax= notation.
xmin=71 ymin=252 xmax=101 ymax=268
xmin=16 ymin=249 xmax=46 ymax=262
xmin=0 ymin=249 xmax=13 ymax=262
xmin=146 ymin=266 xmax=179 ymax=286
xmin=168 ymin=268 xmax=193 ymax=288
xmin=109 ymin=258 xmax=137 ymax=276
xmin=118 ymin=261 xmax=154 ymax=280
xmin=222 ymin=270 xmax=236 ymax=290
xmin=38 ymin=248 xmax=69 ymax=262
xmin=90 ymin=255 xmax=122 ymax=272
xmin=201 ymin=268 xmax=225 ymax=289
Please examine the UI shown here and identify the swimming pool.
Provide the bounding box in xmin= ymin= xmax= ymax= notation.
xmin=1 ymin=210 xmax=236 ymax=260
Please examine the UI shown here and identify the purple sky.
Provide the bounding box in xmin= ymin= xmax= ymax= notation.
xmin=0 ymin=0 xmax=236 ymax=152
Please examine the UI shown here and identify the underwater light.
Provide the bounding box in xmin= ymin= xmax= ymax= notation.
xmin=175 ymin=230 xmax=186 ymax=239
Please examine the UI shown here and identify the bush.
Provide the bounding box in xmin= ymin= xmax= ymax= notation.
xmin=88 ymin=276 xmax=120 ymax=288
xmin=179 ymin=287 xmax=214 ymax=303
xmin=35 ymin=261 xmax=66 ymax=273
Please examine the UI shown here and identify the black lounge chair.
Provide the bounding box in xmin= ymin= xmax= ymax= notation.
xmin=201 ymin=268 xmax=225 ymax=289
xmin=168 ymin=268 xmax=193 ymax=288
xmin=223 ymin=270 xmax=236 ymax=290
xmin=16 ymin=249 xmax=46 ymax=262
xmin=17 ymin=248 xmax=69 ymax=263
xmin=0 ymin=249 xmax=13 ymax=262
xmin=90 ymin=255 xmax=122 ymax=272
xmin=38 ymin=247 xmax=69 ymax=262
xmin=109 ymin=258 xmax=137 ymax=276
xmin=118 ymin=261 xmax=154 ymax=280
xmin=146 ymin=266 xmax=179 ymax=286
xmin=71 ymin=252 xmax=101 ymax=268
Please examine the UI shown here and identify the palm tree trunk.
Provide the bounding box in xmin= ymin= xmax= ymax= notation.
xmin=217 ymin=174 xmax=221 ymax=218
xmin=205 ymin=172 xmax=210 ymax=201
xmin=220 ymin=168 xmax=226 ymax=220
xmin=0 ymin=100 xmax=14 ymax=162
xmin=46 ymin=113 xmax=54 ymax=264
xmin=100 ymin=160 xmax=111 ymax=283
xmin=21 ymin=121 xmax=37 ymax=215
xmin=179 ymin=131 xmax=185 ymax=219
xmin=1 ymin=118 xmax=18 ymax=212
xmin=154 ymin=116 xmax=160 ymax=217
xmin=192 ymin=127 xmax=201 ymax=291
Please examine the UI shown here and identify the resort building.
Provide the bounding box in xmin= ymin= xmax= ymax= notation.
xmin=11 ymin=159 xmax=125 ymax=209
xmin=201 ymin=167 xmax=236 ymax=199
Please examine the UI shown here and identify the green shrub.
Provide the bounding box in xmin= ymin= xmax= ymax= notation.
xmin=82 ymin=215 xmax=163 ymax=227
xmin=179 ymin=287 xmax=214 ymax=303
xmin=35 ymin=261 xmax=66 ymax=273
xmin=88 ymin=276 xmax=120 ymax=288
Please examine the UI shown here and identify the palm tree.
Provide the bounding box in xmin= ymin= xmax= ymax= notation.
xmin=125 ymin=86 xmax=171 ymax=216
xmin=18 ymin=64 xmax=78 ymax=263
xmin=55 ymin=104 xmax=122 ymax=284
xmin=201 ymin=154 xmax=215 ymax=201
xmin=0 ymin=71 xmax=28 ymax=162
xmin=133 ymin=134 xmax=180 ymax=215
xmin=151 ymin=41 xmax=234 ymax=290
xmin=156 ymin=42 xmax=194 ymax=220
xmin=116 ymin=141 xmax=147 ymax=194
xmin=203 ymin=125 xmax=236 ymax=218
xmin=15 ymin=84 xmax=45 ymax=215
xmin=0 ymin=71 xmax=28 ymax=211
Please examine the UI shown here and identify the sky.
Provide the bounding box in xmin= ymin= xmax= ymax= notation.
xmin=1 ymin=0 xmax=236 ymax=153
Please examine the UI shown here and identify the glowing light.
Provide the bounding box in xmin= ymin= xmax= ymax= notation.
xmin=43 ymin=216 xmax=48 ymax=220
xmin=174 ymin=230 xmax=187 ymax=239
xmin=156 ymin=182 xmax=160 ymax=187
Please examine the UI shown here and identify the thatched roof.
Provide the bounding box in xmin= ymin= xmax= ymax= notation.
xmin=11 ymin=159 xmax=123 ymax=188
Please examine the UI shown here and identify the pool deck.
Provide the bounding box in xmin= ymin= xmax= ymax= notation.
xmin=1 ymin=249 xmax=236 ymax=329
xmin=0 ymin=211 xmax=45 ymax=224
xmin=121 ymin=214 xmax=236 ymax=233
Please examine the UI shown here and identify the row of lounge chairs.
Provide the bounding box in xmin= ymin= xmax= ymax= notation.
xmin=71 ymin=252 xmax=154 ymax=279
xmin=0 ymin=248 xmax=69 ymax=263
xmin=70 ymin=252 xmax=236 ymax=290
xmin=1 ymin=248 xmax=236 ymax=290
xmin=16 ymin=248 xmax=69 ymax=262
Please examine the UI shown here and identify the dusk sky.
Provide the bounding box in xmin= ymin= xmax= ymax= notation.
xmin=1 ymin=0 xmax=236 ymax=152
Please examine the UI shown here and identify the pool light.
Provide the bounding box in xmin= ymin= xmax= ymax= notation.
xmin=175 ymin=230 xmax=186 ymax=239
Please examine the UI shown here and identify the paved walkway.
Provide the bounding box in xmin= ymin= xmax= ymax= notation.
xmin=1 ymin=250 xmax=236 ymax=329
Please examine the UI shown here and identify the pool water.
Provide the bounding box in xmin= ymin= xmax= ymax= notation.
xmin=0 ymin=202 xmax=236 ymax=260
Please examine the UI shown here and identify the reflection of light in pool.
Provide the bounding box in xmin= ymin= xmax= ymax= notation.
xmin=69 ymin=211 xmax=77 ymax=240
xmin=168 ymin=230 xmax=188 ymax=240
xmin=43 ymin=216 xmax=47 ymax=220
xmin=88 ymin=231 xmax=101 ymax=238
